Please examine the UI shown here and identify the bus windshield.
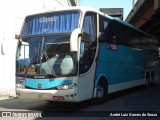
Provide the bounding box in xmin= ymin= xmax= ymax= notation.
xmin=16 ymin=35 xmax=77 ymax=78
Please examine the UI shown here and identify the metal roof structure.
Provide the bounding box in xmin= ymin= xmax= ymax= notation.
xmin=125 ymin=0 xmax=160 ymax=46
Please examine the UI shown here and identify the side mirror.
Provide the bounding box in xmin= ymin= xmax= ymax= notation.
xmin=1 ymin=40 xmax=8 ymax=55
xmin=70 ymin=28 xmax=82 ymax=52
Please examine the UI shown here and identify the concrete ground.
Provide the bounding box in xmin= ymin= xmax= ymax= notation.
xmin=0 ymin=89 xmax=16 ymax=100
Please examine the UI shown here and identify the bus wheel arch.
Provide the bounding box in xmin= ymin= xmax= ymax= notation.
xmin=94 ymin=76 xmax=108 ymax=104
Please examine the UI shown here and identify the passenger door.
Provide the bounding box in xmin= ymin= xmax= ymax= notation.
xmin=77 ymin=12 xmax=97 ymax=101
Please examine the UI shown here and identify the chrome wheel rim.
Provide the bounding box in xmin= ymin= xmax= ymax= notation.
xmin=96 ymin=86 xmax=104 ymax=98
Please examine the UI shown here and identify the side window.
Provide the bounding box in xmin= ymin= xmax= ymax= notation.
xmin=110 ymin=21 xmax=130 ymax=46
xmin=99 ymin=16 xmax=109 ymax=33
xmin=99 ymin=16 xmax=131 ymax=46
xmin=99 ymin=15 xmax=110 ymax=42
xmin=79 ymin=12 xmax=97 ymax=74
xmin=79 ymin=38 xmax=90 ymax=74
xmin=130 ymin=29 xmax=141 ymax=49
xmin=83 ymin=12 xmax=97 ymax=42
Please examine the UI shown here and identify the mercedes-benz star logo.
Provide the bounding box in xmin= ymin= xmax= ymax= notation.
xmin=38 ymin=84 xmax=42 ymax=89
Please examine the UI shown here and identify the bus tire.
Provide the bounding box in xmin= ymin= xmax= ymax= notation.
xmin=94 ymin=80 xmax=107 ymax=104
xmin=47 ymin=101 xmax=59 ymax=104
xmin=150 ymin=71 xmax=154 ymax=84
xmin=144 ymin=72 xmax=150 ymax=88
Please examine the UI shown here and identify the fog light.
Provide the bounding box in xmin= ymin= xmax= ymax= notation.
xmin=16 ymin=84 xmax=26 ymax=88
xmin=56 ymin=83 xmax=76 ymax=90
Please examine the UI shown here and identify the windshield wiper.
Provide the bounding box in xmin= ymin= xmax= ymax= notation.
xmin=43 ymin=51 xmax=57 ymax=77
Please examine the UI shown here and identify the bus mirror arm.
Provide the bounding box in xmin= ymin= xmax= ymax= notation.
xmin=70 ymin=28 xmax=82 ymax=52
xmin=15 ymin=34 xmax=20 ymax=39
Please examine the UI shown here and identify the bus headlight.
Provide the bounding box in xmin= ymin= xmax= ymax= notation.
xmin=16 ymin=84 xmax=26 ymax=89
xmin=56 ymin=84 xmax=76 ymax=90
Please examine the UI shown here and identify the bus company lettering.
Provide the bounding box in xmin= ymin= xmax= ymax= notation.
xmin=34 ymin=76 xmax=45 ymax=79
xmin=107 ymin=44 xmax=118 ymax=50
xmin=39 ymin=16 xmax=58 ymax=23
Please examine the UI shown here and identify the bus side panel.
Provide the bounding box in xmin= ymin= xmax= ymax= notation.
xmin=76 ymin=62 xmax=97 ymax=101
xmin=96 ymin=43 xmax=145 ymax=93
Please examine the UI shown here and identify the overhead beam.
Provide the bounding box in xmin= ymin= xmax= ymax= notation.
xmin=69 ymin=0 xmax=77 ymax=6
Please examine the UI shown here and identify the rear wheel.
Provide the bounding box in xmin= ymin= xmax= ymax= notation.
xmin=145 ymin=72 xmax=150 ymax=88
xmin=150 ymin=71 xmax=155 ymax=84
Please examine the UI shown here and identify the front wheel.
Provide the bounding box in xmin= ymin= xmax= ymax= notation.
xmin=94 ymin=81 xmax=107 ymax=104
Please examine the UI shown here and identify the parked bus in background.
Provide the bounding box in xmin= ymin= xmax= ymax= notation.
xmin=15 ymin=7 xmax=159 ymax=103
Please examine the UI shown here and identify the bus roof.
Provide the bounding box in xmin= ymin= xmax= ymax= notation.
xmin=25 ymin=6 xmax=152 ymax=37
xmin=25 ymin=6 xmax=106 ymax=18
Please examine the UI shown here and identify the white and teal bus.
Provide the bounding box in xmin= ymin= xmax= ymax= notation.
xmin=16 ymin=7 xmax=159 ymax=103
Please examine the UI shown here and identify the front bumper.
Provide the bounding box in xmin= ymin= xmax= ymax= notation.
xmin=16 ymin=88 xmax=78 ymax=102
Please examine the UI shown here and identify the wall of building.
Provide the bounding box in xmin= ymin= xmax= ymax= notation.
xmin=0 ymin=0 xmax=76 ymax=97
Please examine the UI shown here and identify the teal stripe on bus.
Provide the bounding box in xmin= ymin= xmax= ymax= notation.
xmin=16 ymin=79 xmax=72 ymax=89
